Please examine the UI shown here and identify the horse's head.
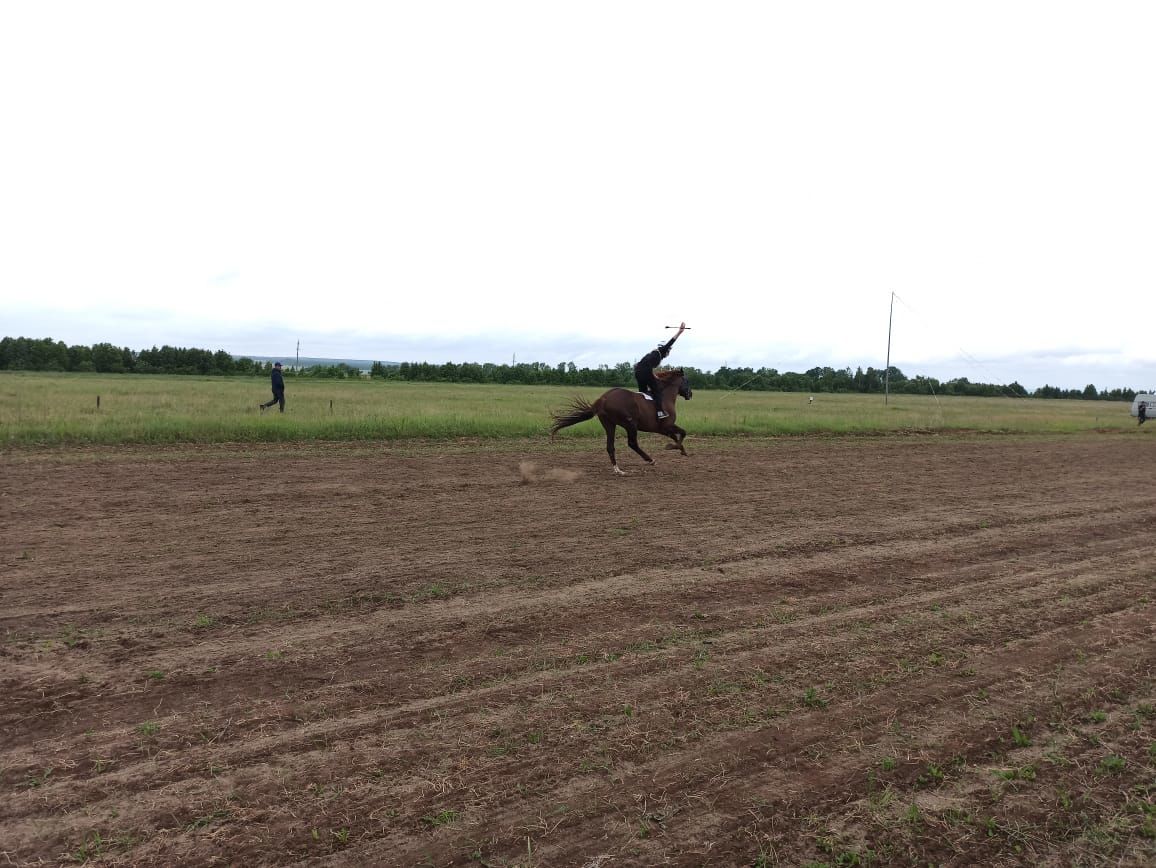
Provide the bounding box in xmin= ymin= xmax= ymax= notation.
xmin=659 ymin=368 xmax=692 ymax=400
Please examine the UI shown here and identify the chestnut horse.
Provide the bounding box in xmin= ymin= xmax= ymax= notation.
xmin=549 ymin=369 xmax=693 ymax=475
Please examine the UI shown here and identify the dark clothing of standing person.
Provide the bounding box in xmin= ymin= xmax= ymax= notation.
xmin=634 ymin=322 xmax=686 ymax=421
xmin=1140 ymin=401 xmax=1148 ymax=426
xmin=260 ymin=362 xmax=286 ymax=413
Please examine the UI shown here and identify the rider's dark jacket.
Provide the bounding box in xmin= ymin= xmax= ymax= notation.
xmin=634 ymin=335 xmax=676 ymax=378
xmin=633 ymin=335 xmax=677 ymax=401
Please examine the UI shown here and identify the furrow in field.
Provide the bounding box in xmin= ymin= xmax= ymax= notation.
xmin=282 ymin=608 xmax=1156 ymax=866
xmin=5 ymin=497 xmax=1151 ymax=751
xmin=3 ymin=560 xmax=1150 ymax=861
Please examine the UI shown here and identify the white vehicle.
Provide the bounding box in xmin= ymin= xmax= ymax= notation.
xmin=1130 ymin=394 xmax=1155 ymax=418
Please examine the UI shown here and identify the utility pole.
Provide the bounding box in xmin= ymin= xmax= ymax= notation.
xmin=884 ymin=291 xmax=894 ymax=406
xmin=296 ymin=340 xmax=300 ymax=370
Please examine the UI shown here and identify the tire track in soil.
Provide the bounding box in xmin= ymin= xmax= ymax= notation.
xmin=1 ymin=506 xmax=1148 ymax=779
xmin=5 ymin=499 xmax=1151 ymax=728
xmin=0 ymin=508 xmax=1146 ymax=767
xmin=5 ymin=556 xmax=1145 ymax=820
xmin=410 ymin=615 xmax=1153 ymax=867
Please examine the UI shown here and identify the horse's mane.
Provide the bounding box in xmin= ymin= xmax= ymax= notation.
xmin=654 ymin=368 xmax=684 ymax=382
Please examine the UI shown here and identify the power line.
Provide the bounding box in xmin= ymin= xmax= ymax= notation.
xmin=891 ymin=292 xmax=1029 ymax=400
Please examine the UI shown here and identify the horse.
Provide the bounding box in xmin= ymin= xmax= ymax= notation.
xmin=549 ymin=369 xmax=693 ymax=475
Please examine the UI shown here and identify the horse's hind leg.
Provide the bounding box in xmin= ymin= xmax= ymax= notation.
xmin=624 ymin=423 xmax=655 ymax=466
xmin=600 ymin=418 xmax=626 ymax=476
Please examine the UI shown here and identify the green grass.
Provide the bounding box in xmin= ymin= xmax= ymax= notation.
xmin=420 ymin=809 xmax=459 ymax=828
xmin=0 ymin=371 xmax=1140 ymax=446
xmin=1099 ymin=755 xmax=1126 ymax=774
xmin=802 ymin=687 xmax=828 ymax=709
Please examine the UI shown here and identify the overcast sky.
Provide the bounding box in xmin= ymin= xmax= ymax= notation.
xmin=2 ymin=2 xmax=1153 ymax=389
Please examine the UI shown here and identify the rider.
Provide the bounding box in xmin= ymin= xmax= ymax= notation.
xmin=634 ymin=322 xmax=686 ymax=420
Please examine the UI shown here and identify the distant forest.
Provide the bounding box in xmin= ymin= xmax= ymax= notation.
xmin=0 ymin=335 xmax=1142 ymax=401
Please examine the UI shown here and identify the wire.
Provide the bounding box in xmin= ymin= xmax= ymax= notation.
xmin=718 ymin=372 xmax=765 ymax=399
xmin=891 ymin=293 xmax=1029 ymax=401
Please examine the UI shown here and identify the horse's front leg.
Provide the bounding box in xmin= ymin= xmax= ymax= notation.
xmin=624 ymin=423 xmax=655 ymax=466
xmin=662 ymin=425 xmax=689 ymax=456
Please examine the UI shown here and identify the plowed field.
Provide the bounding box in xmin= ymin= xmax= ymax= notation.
xmin=2 ymin=436 xmax=1154 ymax=866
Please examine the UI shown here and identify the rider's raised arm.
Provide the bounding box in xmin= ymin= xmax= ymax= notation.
xmin=657 ymin=322 xmax=687 ymax=359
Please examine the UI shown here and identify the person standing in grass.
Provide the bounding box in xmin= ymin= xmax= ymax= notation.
xmin=260 ymin=362 xmax=286 ymax=413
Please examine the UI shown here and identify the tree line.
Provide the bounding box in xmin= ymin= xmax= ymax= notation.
xmin=0 ymin=335 xmax=1143 ymax=401
xmin=370 ymin=360 xmax=1141 ymax=401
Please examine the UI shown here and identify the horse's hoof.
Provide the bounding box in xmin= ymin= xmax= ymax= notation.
xmin=647 ymin=460 xmax=657 ymax=466
xmin=613 ymin=466 xmax=626 ymax=476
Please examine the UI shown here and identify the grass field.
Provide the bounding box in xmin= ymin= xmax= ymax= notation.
xmin=0 ymin=371 xmax=1140 ymax=446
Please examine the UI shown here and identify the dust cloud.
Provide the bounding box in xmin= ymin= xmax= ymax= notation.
xmin=518 ymin=461 xmax=581 ymax=484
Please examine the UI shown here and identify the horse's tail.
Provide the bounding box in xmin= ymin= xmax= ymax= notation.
xmin=550 ymin=396 xmax=597 ymax=439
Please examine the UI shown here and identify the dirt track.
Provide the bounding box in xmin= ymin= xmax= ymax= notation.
xmin=2 ymin=435 xmax=1154 ymax=866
